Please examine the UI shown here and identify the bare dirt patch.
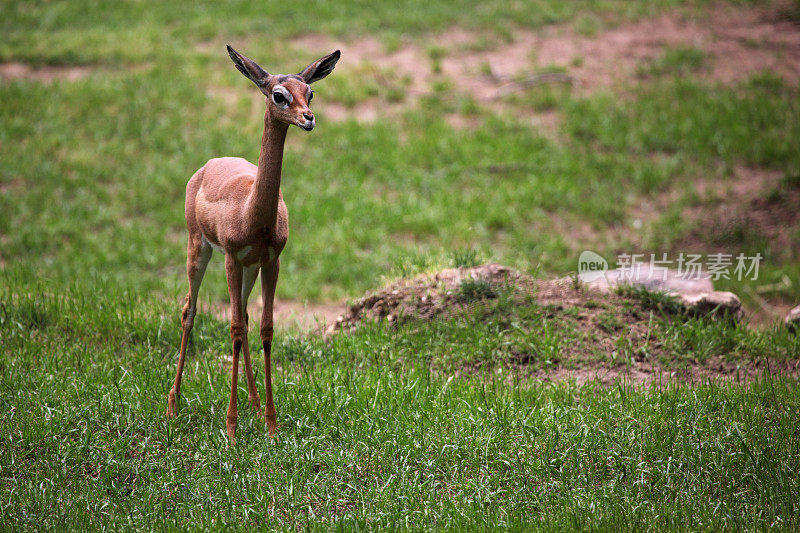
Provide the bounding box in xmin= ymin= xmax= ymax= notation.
xmin=672 ymin=165 xmax=800 ymax=326
xmin=504 ymin=355 xmax=800 ymax=387
xmin=212 ymin=298 xmax=344 ymax=332
xmin=527 ymin=2 xmax=800 ymax=89
xmin=278 ymin=2 xmax=800 ymax=126
xmin=693 ymin=164 xmax=786 ymax=200
xmin=630 ymin=164 xmax=787 ymax=243
xmin=677 ymin=165 xmax=799 ymax=266
xmin=0 ymin=62 xmax=95 ymax=83
xmin=459 ymin=354 xmax=800 ymax=387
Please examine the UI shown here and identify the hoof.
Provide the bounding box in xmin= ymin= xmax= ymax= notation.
xmin=167 ymin=390 xmax=178 ymax=418
xmin=226 ymin=416 xmax=238 ymax=444
xmin=265 ymin=412 xmax=278 ymax=437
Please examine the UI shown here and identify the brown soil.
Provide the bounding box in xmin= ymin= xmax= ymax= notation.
xmin=674 ymin=165 xmax=800 ymax=325
xmin=212 ymin=298 xmax=344 ymax=332
xmin=333 ymin=263 xmax=529 ymax=330
xmin=630 ymin=163 xmax=789 ymax=248
xmin=527 ymin=2 xmax=800 ymax=90
xmin=459 ymin=354 xmax=800 ymax=387
xmin=679 ymin=166 xmax=800 ymax=257
xmin=0 ymin=62 xmax=95 ymax=83
xmin=277 ymin=2 xmax=800 ymax=126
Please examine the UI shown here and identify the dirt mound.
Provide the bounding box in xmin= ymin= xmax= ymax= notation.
xmin=333 ymin=263 xmax=742 ymax=332
xmin=332 ymin=263 xmax=530 ymax=331
xmin=330 ymin=263 xmax=800 ymax=384
xmin=212 ymin=263 xmax=797 ymax=383
xmin=333 ymin=264 xmax=671 ymax=357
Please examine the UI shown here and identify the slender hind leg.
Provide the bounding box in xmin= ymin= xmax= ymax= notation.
xmin=225 ymin=254 xmax=246 ymax=444
xmin=240 ymin=265 xmax=262 ymax=414
xmin=260 ymin=259 xmax=280 ymax=436
xmin=167 ymin=235 xmax=212 ymax=417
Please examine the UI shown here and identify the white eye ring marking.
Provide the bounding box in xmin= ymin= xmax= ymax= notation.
xmin=272 ymin=86 xmax=292 ymax=108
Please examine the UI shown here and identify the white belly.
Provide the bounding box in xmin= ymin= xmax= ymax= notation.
xmin=201 ymin=235 xmax=277 ymax=265
xmin=236 ymin=245 xmax=253 ymax=261
xmin=202 ymin=235 xmax=224 ymax=254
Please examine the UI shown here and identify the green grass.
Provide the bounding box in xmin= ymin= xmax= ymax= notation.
xmin=2 ymin=2 xmax=798 ymax=305
xmin=4 ymin=70 xmax=797 ymax=302
xmin=2 ymin=0 xmax=800 ymax=529
xmin=1 ymin=275 xmax=799 ymax=529
xmin=638 ymin=45 xmax=708 ymax=77
xmin=0 ymin=0 xmax=697 ymax=65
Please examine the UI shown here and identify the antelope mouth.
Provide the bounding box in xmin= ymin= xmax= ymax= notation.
xmin=298 ymin=117 xmax=315 ymax=131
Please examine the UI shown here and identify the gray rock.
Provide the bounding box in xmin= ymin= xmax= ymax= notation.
xmin=678 ymin=291 xmax=743 ymax=319
xmin=786 ymin=305 xmax=800 ymax=333
xmin=586 ymin=266 xmax=713 ymax=295
xmin=585 ymin=267 xmax=741 ymax=319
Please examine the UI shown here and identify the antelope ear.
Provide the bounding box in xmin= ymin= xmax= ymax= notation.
xmin=298 ymin=50 xmax=341 ymax=84
xmin=226 ymin=45 xmax=269 ymax=89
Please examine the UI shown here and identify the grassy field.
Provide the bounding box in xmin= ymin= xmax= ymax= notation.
xmin=2 ymin=0 xmax=800 ymax=529
xmin=2 ymin=278 xmax=799 ymax=529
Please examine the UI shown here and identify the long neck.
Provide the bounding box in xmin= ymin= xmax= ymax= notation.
xmin=244 ymin=110 xmax=288 ymax=233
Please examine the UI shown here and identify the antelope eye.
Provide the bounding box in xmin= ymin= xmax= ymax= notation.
xmin=307 ymin=91 xmax=314 ymax=103
xmin=272 ymin=92 xmax=287 ymax=105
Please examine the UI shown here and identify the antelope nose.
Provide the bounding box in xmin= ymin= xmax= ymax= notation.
xmin=303 ymin=111 xmax=314 ymax=121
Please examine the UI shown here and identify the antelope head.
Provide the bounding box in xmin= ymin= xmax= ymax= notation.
xmin=226 ymin=45 xmax=341 ymax=131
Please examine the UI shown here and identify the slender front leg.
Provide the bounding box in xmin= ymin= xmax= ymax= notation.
xmin=260 ymin=259 xmax=280 ymax=436
xmin=241 ymin=265 xmax=262 ymax=414
xmin=168 ymin=235 xmax=212 ymax=417
xmin=225 ymin=254 xmax=245 ymax=444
